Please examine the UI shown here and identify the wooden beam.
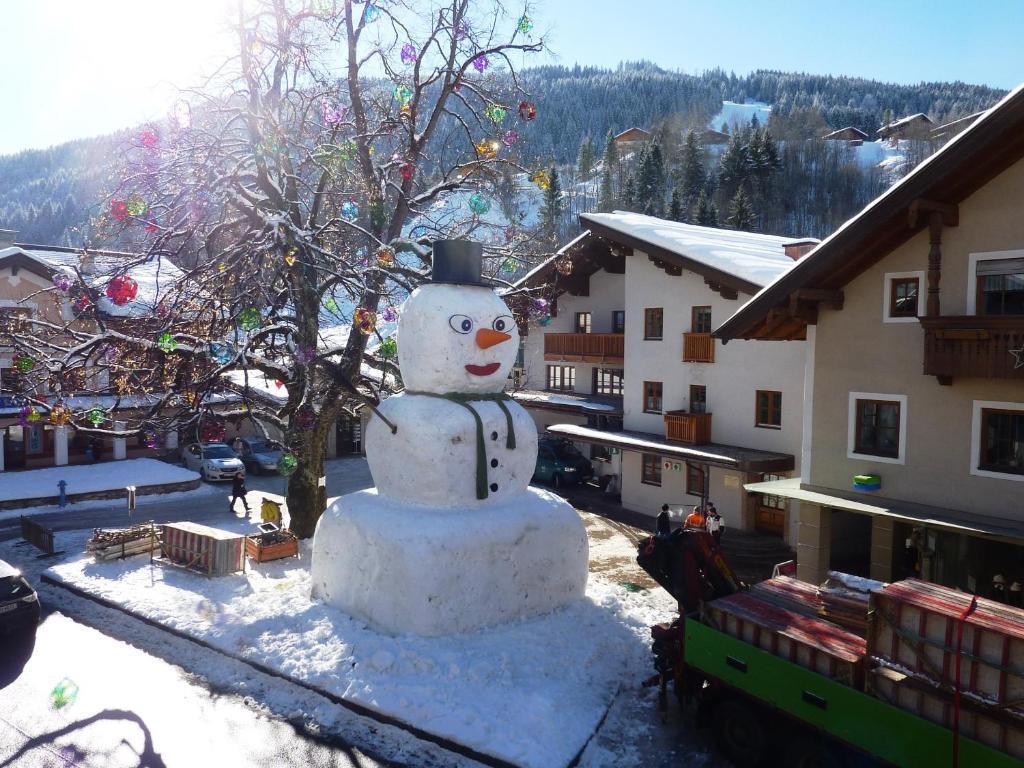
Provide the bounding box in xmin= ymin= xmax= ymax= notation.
xmin=794 ymin=288 xmax=844 ymax=310
xmin=908 ymin=198 xmax=959 ymax=228
xmin=926 ymin=210 xmax=944 ymax=317
xmin=787 ymin=295 xmax=819 ymax=324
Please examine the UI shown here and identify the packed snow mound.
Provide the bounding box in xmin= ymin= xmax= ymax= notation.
xmin=709 ymin=100 xmax=772 ymax=132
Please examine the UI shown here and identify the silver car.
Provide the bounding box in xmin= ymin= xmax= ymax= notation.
xmin=232 ymin=437 xmax=284 ymax=475
xmin=181 ymin=442 xmax=246 ymax=481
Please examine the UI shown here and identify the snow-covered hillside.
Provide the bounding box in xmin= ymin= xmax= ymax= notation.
xmin=709 ymin=100 xmax=772 ymax=132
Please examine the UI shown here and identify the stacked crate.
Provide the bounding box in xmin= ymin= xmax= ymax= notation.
xmin=161 ymin=522 xmax=246 ymax=576
xmin=867 ymin=579 xmax=1024 ymax=759
xmin=707 ymin=591 xmax=867 ymax=688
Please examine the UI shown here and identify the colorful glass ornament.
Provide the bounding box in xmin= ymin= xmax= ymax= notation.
xmin=14 ymin=355 xmax=33 ymax=373
xmin=500 ymin=257 xmax=517 ymax=273
xmin=517 ymin=100 xmax=537 ymax=121
xmin=143 ymin=429 xmax=160 ymax=449
xmin=531 ymin=297 xmax=550 ymax=317
xmin=157 ymin=333 xmax=177 ymax=353
xmin=399 ymin=162 xmax=415 ymax=180
xmin=322 ymin=101 xmax=347 ymax=126
xmin=73 ymin=294 xmax=91 ymax=313
xmin=454 ymin=19 xmax=470 ymax=40
xmin=379 ymin=338 xmax=397 ymax=358
xmin=400 ymin=43 xmax=417 ymax=65
xmin=110 ymin=200 xmax=129 ymax=221
xmin=485 ymin=104 xmax=507 ymax=124
xmin=472 ymin=55 xmax=489 ymax=73
xmin=295 ymin=405 xmax=317 ymax=430
xmin=468 ymin=192 xmax=491 ymax=215
xmin=105 ymin=275 xmax=139 ymax=306
xmin=238 ymin=308 xmax=261 ymax=330
xmin=393 ymin=84 xmax=412 ymax=105
xmin=354 ymin=307 xmax=376 ymax=334
xmin=49 ymin=404 xmax=71 ymax=426
xmin=87 ymin=408 xmax=105 ymax=427
xmin=538 ymin=315 xmax=553 ymax=327
xmin=375 ymin=245 xmax=395 ymax=266
xmin=324 ymin=297 xmax=338 ymax=312
xmin=363 ymin=4 xmax=379 ymax=22
xmin=209 ymin=343 xmax=234 ymax=365
xmin=200 ymin=419 xmax=226 ymax=443
xmin=140 ymin=129 xmax=158 ymax=148
xmin=517 ymin=14 xmax=533 ymax=34
xmin=502 ymin=129 xmax=519 ymax=146
xmin=27 ymin=406 xmax=41 ymax=423
xmin=555 ymin=257 xmax=574 ymax=276
xmin=284 ymin=248 xmax=298 ymax=267
xmin=50 ymin=678 xmax=79 ymax=710
xmin=54 ymin=272 xmax=72 ymax=292
xmin=126 ymin=196 xmax=148 ymax=217
xmin=277 ymin=452 xmax=299 ymax=476
xmin=531 ymin=169 xmax=551 ymax=190
xmin=381 ymin=305 xmax=398 ymax=322
xmin=341 ymin=201 xmax=359 ymax=221
xmin=475 ymin=138 xmax=500 ymax=159
xmin=17 ymin=406 xmax=34 ymax=427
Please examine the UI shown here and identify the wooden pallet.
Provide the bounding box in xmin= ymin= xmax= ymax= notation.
xmin=161 ymin=522 xmax=246 ymax=576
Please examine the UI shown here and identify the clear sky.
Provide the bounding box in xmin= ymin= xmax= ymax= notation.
xmin=1 ymin=0 xmax=1019 ymax=156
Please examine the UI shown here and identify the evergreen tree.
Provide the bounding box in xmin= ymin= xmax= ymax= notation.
xmin=668 ymin=188 xmax=683 ymax=222
xmin=602 ymin=129 xmax=618 ymax=170
xmin=727 ymin=185 xmax=755 ymax=230
xmin=708 ymin=200 xmax=720 ymax=228
xmin=622 ymin=174 xmax=636 ymax=211
xmin=577 ymin=135 xmax=595 ymax=180
xmin=678 ymin=129 xmax=706 ymax=208
xmin=717 ymin=132 xmax=751 ymax=200
xmin=598 ymin=164 xmax=614 ymax=212
xmin=542 ymin=165 xmax=563 ymax=241
xmin=693 ymin=189 xmax=711 ymax=226
xmin=636 ymin=142 xmax=666 ymax=216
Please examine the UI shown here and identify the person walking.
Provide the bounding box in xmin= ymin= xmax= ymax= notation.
xmin=706 ymin=504 xmax=724 ymax=546
xmin=230 ymin=471 xmax=251 ymax=515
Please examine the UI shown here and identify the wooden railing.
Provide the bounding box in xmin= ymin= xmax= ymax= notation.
xmin=683 ymin=332 xmax=715 ymax=362
xmin=544 ymin=333 xmax=624 ymax=363
xmin=920 ymin=315 xmax=1024 ymax=381
xmin=664 ymin=410 xmax=713 ymax=445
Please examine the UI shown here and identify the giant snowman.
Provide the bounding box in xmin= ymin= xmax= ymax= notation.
xmin=311 ymin=240 xmax=588 ymax=636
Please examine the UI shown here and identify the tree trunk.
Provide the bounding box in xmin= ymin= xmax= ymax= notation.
xmin=286 ymin=419 xmax=329 ymax=538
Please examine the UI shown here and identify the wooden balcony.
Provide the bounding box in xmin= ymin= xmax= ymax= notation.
xmin=664 ymin=410 xmax=713 ymax=445
xmin=682 ymin=332 xmax=715 ymax=362
xmin=543 ymin=333 xmax=624 ymax=364
xmin=920 ymin=315 xmax=1024 ymax=382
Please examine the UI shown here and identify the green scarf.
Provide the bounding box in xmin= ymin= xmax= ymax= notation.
xmin=406 ymin=391 xmax=516 ymax=500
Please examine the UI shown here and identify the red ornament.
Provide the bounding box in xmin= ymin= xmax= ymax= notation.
xmin=140 ymin=130 xmax=158 ymax=148
xmin=517 ymin=101 xmax=537 ymax=121
xmin=400 ymin=163 xmax=415 ymax=180
xmin=105 ymin=275 xmax=139 ymax=306
xmin=200 ymin=420 xmax=226 ymax=443
xmin=110 ymin=200 xmax=129 ymax=221
xmin=274 ymin=380 xmax=284 ymax=389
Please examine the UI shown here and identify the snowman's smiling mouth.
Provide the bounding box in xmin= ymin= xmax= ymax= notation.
xmin=465 ymin=362 xmax=501 ymax=376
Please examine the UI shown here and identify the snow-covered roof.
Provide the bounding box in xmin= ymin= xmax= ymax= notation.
xmin=878 ymin=113 xmax=933 ymax=133
xmin=0 ymin=391 xmax=239 ymax=417
xmin=581 ymin=211 xmax=804 ymax=288
xmin=512 ymin=390 xmax=619 ymax=413
xmin=222 ymin=370 xmax=289 ymax=405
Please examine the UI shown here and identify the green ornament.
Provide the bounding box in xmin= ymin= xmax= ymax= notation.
xmin=277 ymin=452 xmax=298 ymax=476
xmin=324 ymin=297 xmax=338 ymax=312
xmin=238 ymin=307 xmax=261 ymax=331
xmin=393 ymin=85 xmax=412 ymax=105
xmin=379 ymin=338 xmax=397 ymax=358
xmin=500 ymin=258 xmax=517 ymax=274
xmin=485 ymin=103 xmax=507 ymax=124
xmin=517 ymin=14 xmax=533 ymax=34
xmin=15 ymin=355 xmax=34 ymax=373
xmin=87 ymin=407 xmax=105 ymax=427
xmin=468 ymin=192 xmax=491 ymax=215
xmin=126 ymin=196 xmax=148 ymax=217
xmin=157 ymin=333 xmax=177 ymax=353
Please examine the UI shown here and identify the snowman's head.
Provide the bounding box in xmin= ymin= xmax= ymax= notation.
xmin=397 ymin=283 xmax=519 ymax=394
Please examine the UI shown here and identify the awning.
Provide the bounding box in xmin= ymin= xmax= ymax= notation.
xmin=546 ymin=423 xmax=793 ymax=473
xmin=744 ymin=477 xmax=1024 ymax=543
xmin=513 ymin=390 xmax=622 ymax=416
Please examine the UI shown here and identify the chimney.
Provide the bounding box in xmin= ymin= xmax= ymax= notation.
xmin=782 ymin=239 xmax=819 ymax=260
xmin=80 ymin=248 xmax=96 ymax=275
xmin=0 ymin=229 xmax=18 ymax=249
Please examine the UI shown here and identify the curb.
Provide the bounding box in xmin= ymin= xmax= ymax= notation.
xmin=0 ymin=479 xmax=201 ymax=511
xmin=41 ymin=573 xmax=610 ymax=768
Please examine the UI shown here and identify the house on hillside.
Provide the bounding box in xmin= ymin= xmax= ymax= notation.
xmin=930 ymin=111 xmax=987 ymax=143
xmin=700 ymin=128 xmax=731 ymax=145
xmin=877 ymin=113 xmax=934 ymax=142
xmin=716 ymin=83 xmax=1024 ymax=593
xmin=613 ymin=127 xmax=652 ymax=150
xmin=823 ymin=127 xmax=868 ymax=143
xmin=514 ymin=212 xmax=819 ymax=544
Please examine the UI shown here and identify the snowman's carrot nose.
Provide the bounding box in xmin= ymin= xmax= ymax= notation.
xmin=476 ymin=328 xmax=511 ymax=349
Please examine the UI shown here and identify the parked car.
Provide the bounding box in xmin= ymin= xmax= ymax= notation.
xmin=533 ymin=437 xmax=593 ymax=489
xmin=232 ymin=437 xmax=284 ymax=475
xmin=181 ymin=442 xmax=246 ymax=481
xmin=0 ymin=559 xmax=40 ymax=640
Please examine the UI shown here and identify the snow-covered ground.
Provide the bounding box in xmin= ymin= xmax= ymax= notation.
xmin=44 ymin=508 xmax=677 ymax=768
xmin=0 ymin=458 xmax=199 ymax=504
xmin=0 ymin=481 xmax=220 ymax=523
xmin=709 ymin=101 xmax=771 ymax=133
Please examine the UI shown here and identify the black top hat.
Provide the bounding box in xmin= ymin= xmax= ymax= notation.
xmin=430 ymin=240 xmax=492 ymax=287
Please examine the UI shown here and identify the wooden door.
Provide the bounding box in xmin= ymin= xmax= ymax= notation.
xmin=755 ymin=505 xmax=785 ymax=536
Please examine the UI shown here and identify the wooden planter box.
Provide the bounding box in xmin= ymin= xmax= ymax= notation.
xmin=246 ymin=531 xmax=299 ymax=562
xmin=160 ymin=522 xmax=246 ymax=576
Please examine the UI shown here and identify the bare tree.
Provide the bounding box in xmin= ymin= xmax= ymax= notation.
xmin=4 ymin=0 xmax=544 ymax=537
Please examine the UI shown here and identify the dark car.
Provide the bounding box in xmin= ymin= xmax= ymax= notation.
xmin=0 ymin=559 xmax=40 ymax=639
xmin=533 ymin=437 xmax=593 ymax=489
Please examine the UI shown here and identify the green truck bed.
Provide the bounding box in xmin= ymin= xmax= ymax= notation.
xmin=684 ymin=618 xmax=1019 ymax=768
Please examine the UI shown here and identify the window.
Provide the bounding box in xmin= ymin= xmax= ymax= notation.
xmin=641 ymin=454 xmax=662 ymax=486
xmin=755 ymin=390 xmax=782 ymax=429
xmin=643 ymin=381 xmax=663 ymax=413
xmin=889 ymin=277 xmax=920 ymax=318
xmin=644 ymin=308 xmax=663 ymax=340
xmin=686 ymin=463 xmax=705 ymax=497
xmin=612 ymin=310 xmax=625 ymax=334
xmin=689 ymin=384 xmax=707 ymax=414
xmin=976 ymin=259 xmax=1024 ymax=315
xmin=979 ymin=408 xmax=1024 ymax=475
xmin=760 ymin=473 xmax=787 ymax=509
xmin=574 ymin=312 xmax=592 ymax=334
xmin=854 ymin=399 xmax=901 ymax=459
xmin=691 ymin=306 xmax=712 ymax=333
xmin=546 ymin=365 xmax=575 ymax=392
xmin=594 ymin=368 xmax=624 ymax=396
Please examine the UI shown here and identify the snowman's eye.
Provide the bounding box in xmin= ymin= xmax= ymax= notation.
xmin=492 ymin=315 xmax=513 ymax=332
xmin=449 ymin=314 xmax=473 ymax=334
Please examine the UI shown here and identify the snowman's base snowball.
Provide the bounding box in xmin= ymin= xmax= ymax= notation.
xmin=310 ymin=486 xmax=588 ymax=636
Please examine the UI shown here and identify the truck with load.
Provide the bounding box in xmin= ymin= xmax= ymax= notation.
xmin=636 ymin=518 xmax=1024 ymax=768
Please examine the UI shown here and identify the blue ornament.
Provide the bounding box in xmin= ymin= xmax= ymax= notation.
xmin=341 ymin=201 xmax=359 ymax=221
